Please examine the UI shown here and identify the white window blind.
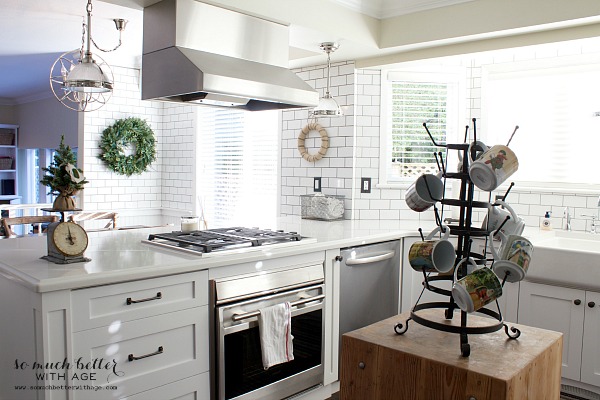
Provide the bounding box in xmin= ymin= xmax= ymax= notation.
xmin=196 ymin=109 xmax=279 ymax=228
xmin=381 ymin=71 xmax=461 ymax=184
xmin=482 ymin=63 xmax=600 ymax=186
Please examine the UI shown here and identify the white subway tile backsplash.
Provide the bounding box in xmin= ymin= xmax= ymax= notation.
xmin=360 ymin=209 xmax=380 ymax=220
xmin=587 ymin=196 xmax=600 ymax=208
xmin=540 ymin=194 xmax=563 ymax=206
xmin=563 ymin=195 xmax=587 ymax=207
xmin=517 ymin=193 xmax=541 ymax=205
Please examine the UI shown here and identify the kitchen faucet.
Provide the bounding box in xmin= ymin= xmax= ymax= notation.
xmin=564 ymin=207 xmax=572 ymax=231
xmin=580 ymin=196 xmax=600 ymax=234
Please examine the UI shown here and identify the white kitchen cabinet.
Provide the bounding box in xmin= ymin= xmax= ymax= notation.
xmin=0 ymin=270 xmax=210 ymax=400
xmin=519 ymin=280 xmax=600 ymax=387
xmin=518 ymin=281 xmax=584 ymax=381
xmin=0 ymin=124 xmax=18 ymax=198
xmin=124 ymin=373 xmax=209 ymax=400
xmin=581 ymin=290 xmax=600 ymax=387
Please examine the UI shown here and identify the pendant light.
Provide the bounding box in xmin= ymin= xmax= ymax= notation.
xmin=313 ymin=42 xmax=343 ymax=117
xmin=50 ymin=0 xmax=126 ymax=112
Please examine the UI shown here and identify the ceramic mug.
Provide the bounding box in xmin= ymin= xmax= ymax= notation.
xmin=405 ymin=173 xmax=444 ymax=212
xmin=489 ymin=232 xmax=534 ymax=283
xmin=452 ymin=265 xmax=503 ymax=313
xmin=408 ymin=225 xmax=456 ymax=273
xmin=469 ymin=144 xmax=519 ymax=191
xmin=453 ymin=256 xmax=479 ymax=280
xmin=483 ymin=199 xmax=525 ymax=236
xmin=458 ymin=140 xmax=489 ymax=172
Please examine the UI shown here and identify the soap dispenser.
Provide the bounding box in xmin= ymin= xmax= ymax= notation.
xmin=541 ymin=211 xmax=553 ymax=230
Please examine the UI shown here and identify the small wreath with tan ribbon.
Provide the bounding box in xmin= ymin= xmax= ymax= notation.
xmin=298 ymin=122 xmax=329 ymax=162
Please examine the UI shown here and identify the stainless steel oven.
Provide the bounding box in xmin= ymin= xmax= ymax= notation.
xmin=210 ymin=264 xmax=325 ymax=400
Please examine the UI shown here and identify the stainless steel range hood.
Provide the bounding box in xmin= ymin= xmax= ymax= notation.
xmin=141 ymin=0 xmax=319 ymax=111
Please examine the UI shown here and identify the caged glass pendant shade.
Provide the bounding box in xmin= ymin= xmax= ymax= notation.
xmin=313 ymin=93 xmax=343 ymax=116
xmin=64 ymin=54 xmax=113 ymax=93
xmin=313 ymin=42 xmax=343 ymax=117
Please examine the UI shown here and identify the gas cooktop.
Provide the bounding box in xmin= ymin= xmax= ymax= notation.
xmin=142 ymin=227 xmax=315 ymax=257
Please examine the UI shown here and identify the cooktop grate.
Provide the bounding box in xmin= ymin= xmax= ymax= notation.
xmin=147 ymin=227 xmax=303 ymax=254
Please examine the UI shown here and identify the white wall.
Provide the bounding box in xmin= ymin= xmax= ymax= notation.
xmin=0 ymin=105 xmax=16 ymax=124
xmin=16 ymin=97 xmax=80 ymax=149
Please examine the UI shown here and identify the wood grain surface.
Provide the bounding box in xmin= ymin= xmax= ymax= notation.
xmin=340 ymin=309 xmax=563 ymax=400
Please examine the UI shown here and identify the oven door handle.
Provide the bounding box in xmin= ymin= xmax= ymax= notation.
xmin=231 ymin=294 xmax=325 ymax=322
xmin=345 ymin=250 xmax=395 ymax=265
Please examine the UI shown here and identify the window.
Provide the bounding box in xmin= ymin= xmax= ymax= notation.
xmin=196 ymin=108 xmax=279 ymax=228
xmin=481 ymin=60 xmax=600 ymax=188
xmin=21 ymin=148 xmax=55 ymax=204
xmin=380 ymin=70 xmax=463 ymax=185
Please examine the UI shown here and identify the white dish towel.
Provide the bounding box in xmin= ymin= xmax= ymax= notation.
xmin=258 ymin=302 xmax=294 ymax=369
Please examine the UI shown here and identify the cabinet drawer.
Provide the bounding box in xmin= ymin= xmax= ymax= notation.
xmin=71 ymin=271 xmax=208 ymax=331
xmin=71 ymin=306 xmax=208 ymax=400
xmin=123 ymin=372 xmax=209 ymax=400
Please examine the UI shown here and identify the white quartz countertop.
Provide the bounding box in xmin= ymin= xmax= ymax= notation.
xmin=0 ymin=217 xmax=435 ymax=293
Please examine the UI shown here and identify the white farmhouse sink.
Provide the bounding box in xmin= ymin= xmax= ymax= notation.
xmin=526 ymin=231 xmax=600 ymax=290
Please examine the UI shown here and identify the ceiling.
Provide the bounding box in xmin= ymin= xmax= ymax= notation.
xmin=1 ymin=0 xmax=599 ymax=105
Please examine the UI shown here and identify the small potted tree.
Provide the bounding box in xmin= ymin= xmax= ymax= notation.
xmin=40 ymin=136 xmax=88 ymax=210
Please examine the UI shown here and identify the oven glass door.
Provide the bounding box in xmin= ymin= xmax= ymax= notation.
xmin=225 ymin=310 xmax=322 ymax=399
xmin=217 ymin=285 xmax=324 ymax=400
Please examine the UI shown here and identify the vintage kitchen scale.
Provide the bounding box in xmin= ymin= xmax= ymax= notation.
xmin=41 ymin=209 xmax=91 ymax=264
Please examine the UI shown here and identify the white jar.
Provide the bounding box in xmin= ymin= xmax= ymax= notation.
xmin=180 ymin=216 xmax=199 ymax=232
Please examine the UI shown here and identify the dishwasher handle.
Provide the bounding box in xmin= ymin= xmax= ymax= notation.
xmin=344 ymin=250 xmax=396 ymax=265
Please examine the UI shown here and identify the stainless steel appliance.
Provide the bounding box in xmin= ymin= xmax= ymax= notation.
xmin=142 ymin=0 xmax=318 ymax=110
xmin=211 ymin=265 xmax=325 ymax=400
xmin=339 ymin=240 xmax=401 ymax=340
xmin=142 ymin=227 xmax=315 ymax=257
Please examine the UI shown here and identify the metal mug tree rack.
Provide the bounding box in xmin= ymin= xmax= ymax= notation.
xmin=394 ymin=118 xmax=521 ymax=357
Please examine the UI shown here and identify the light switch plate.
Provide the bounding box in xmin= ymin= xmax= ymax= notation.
xmin=361 ymin=177 xmax=371 ymax=193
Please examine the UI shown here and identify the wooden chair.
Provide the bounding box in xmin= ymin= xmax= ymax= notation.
xmin=1 ymin=215 xmax=59 ymax=237
xmin=68 ymin=211 xmax=118 ymax=230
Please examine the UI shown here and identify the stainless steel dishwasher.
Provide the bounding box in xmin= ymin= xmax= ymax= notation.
xmin=339 ymin=240 xmax=401 ymax=340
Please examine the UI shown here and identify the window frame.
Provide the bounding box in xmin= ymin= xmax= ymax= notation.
xmin=378 ymin=67 xmax=466 ymax=188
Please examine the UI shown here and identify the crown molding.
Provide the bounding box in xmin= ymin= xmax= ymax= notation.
xmin=330 ymin=0 xmax=474 ymax=19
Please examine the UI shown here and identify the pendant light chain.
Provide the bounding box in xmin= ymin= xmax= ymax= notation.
xmin=79 ymin=17 xmax=86 ymax=62
xmin=85 ymin=0 xmax=125 ymax=53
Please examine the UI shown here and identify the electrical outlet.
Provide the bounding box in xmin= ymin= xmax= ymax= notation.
xmin=361 ymin=177 xmax=371 ymax=193
xmin=314 ymin=177 xmax=322 ymax=192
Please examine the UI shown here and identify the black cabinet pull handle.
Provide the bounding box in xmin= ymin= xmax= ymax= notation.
xmin=589 ymin=302 xmax=596 ymax=308
xmin=574 ymin=299 xmax=581 ymax=305
xmin=126 ymin=292 xmax=162 ymax=305
xmin=358 ymin=362 xmax=365 ymax=369
xmin=128 ymin=346 xmax=163 ymax=362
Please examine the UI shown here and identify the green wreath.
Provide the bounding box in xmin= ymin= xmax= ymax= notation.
xmin=99 ymin=117 xmax=157 ymax=177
